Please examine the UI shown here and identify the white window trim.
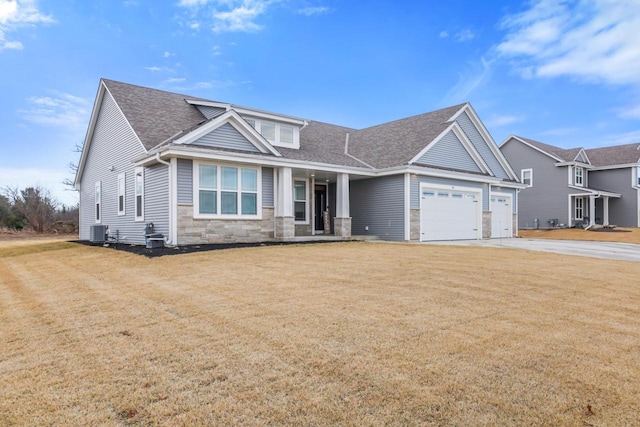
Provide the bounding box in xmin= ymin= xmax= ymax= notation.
xmin=117 ymin=172 xmax=126 ymax=216
xmin=246 ymin=117 xmax=300 ymax=149
xmin=521 ymin=168 xmax=533 ymax=188
xmin=95 ymin=181 xmax=101 ymax=224
xmin=135 ymin=166 xmax=144 ymax=222
xmin=633 ymin=166 xmax=640 ymax=188
xmin=575 ymin=197 xmax=584 ymax=220
xmin=574 ymin=166 xmax=584 ymax=187
xmin=293 ymin=178 xmax=309 ymax=224
xmin=193 ymin=160 xmax=262 ymax=220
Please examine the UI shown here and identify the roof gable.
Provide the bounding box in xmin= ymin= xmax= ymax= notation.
xmin=411 ymin=125 xmax=487 ymax=174
xmin=348 ymin=104 xmax=466 ymax=169
xmin=172 ymin=110 xmax=281 ymax=156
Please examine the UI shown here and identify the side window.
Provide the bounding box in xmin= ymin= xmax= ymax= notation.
xmin=293 ymin=179 xmax=308 ymax=223
xmin=521 ymin=169 xmax=532 ymax=187
xmin=117 ymin=173 xmax=125 ymax=215
xmin=135 ymin=167 xmax=144 ymax=221
xmin=574 ymin=167 xmax=584 ymax=186
xmin=95 ymin=181 xmax=101 ymax=223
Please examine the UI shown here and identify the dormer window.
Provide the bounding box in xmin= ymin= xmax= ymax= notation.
xmin=243 ymin=117 xmax=300 ymax=148
xmin=574 ymin=167 xmax=584 ymax=186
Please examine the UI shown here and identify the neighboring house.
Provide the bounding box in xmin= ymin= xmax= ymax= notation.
xmin=75 ymin=79 xmax=523 ymax=245
xmin=500 ymin=135 xmax=640 ymax=228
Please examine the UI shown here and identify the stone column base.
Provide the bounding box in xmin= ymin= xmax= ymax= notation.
xmin=482 ymin=211 xmax=491 ymax=239
xmin=275 ymin=216 xmax=295 ymax=239
xmin=334 ymin=217 xmax=352 ymax=237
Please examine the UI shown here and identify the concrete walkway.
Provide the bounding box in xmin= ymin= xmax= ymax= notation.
xmin=428 ymin=238 xmax=640 ymax=262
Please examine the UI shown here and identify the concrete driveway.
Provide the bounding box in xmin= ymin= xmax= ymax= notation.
xmin=429 ymin=238 xmax=640 ymax=262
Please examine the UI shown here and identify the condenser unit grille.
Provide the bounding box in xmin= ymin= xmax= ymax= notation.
xmin=89 ymin=225 xmax=107 ymax=243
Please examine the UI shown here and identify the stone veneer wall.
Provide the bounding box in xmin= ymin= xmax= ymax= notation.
xmin=410 ymin=208 xmax=420 ymax=241
xmin=513 ymin=213 xmax=518 ymax=237
xmin=334 ymin=217 xmax=351 ymax=237
xmin=482 ymin=211 xmax=491 ymax=239
xmin=274 ymin=216 xmax=294 ymax=239
xmin=177 ymin=205 xmax=275 ymax=244
xmin=294 ymin=223 xmax=312 ymax=236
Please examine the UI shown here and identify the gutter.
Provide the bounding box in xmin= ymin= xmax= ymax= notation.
xmin=155 ymin=153 xmax=175 ymax=246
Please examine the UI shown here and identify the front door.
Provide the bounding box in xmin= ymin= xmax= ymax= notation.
xmin=314 ymin=184 xmax=328 ymax=232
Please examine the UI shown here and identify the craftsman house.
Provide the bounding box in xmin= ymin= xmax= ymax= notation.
xmin=75 ymin=79 xmax=523 ymax=245
xmin=500 ymin=135 xmax=640 ymax=228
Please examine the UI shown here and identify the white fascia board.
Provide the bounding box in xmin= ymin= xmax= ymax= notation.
xmin=185 ymin=99 xmax=230 ymax=110
xmin=507 ymin=135 xmax=565 ymax=163
xmin=591 ymin=163 xmax=639 ymax=171
xmin=378 ymin=165 xmax=505 ymax=184
xmin=554 ymin=161 xmax=594 ymax=169
xmin=575 ymin=148 xmax=592 ymax=165
xmin=140 ymin=147 xmax=376 ymax=177
xmin=460 ymin=104 xmax=520 ymax=181
xmin=446 ymin=102 xmax=470 ymax=122
xmin=407 ymin=122 xmax=492 ymax=175
xmin=172 ymin=110 xmax=282 ymax=157
xmin=568 ymin=185 xmax=621 ymax=198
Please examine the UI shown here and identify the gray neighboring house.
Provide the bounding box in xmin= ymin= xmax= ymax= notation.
xmin=75 ymin=79 xmax=523 ymax=245
xmin=500 ymin=135 xmax=640 ymax=228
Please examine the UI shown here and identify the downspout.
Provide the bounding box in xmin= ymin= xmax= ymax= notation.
xmin=155 ymin=153 xmax=174 ymax=246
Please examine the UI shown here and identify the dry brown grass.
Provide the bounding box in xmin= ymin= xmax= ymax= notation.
xmin=520 ymin=227 xmax=640 ymax=244
xmin=1 ymin=238 xmax=639 ymax=425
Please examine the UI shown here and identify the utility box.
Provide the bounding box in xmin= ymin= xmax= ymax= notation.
xmin=145 ymin=233 xmax=164 ymax=249
xmin=89 ymin=225 xmax=108 ymax=243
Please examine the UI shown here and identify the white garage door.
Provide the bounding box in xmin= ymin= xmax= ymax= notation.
xmin=420 ymin=187 xmax=480 ymax=241
xmin=491 ymin=194 xmax=512 ymax=239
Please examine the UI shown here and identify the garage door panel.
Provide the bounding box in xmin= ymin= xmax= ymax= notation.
xmin=420 ymin=188 xmax=480 ymax=241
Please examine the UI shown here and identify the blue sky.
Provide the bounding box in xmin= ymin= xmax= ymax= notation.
xmin=2 ymin=0 xmax=640 ymax=207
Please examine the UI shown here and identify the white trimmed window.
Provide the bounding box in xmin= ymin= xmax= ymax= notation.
xmin=293 ymin=179 xmax=308 ymax=223
xmin=244 ymin=117 xmax=300 ymax=148
xmin=635 ymin=166 xmax=640 ymax=187
xmin=117 ymin=173 xmax=125 ymax=216
xmin=575 ymin=197 xmax=584 ymax=220
xmin=574 ymin=167 xmax=584 ymax=186
xmin=521 ymin=168 xmax=533 ymax=187
xmin=135 ymin=167 xmax=144 ymax=221
xmin=95 ymin=181 xmax=101 ymax=223
xmin=194 ymin=162 xmax=261 ymax=218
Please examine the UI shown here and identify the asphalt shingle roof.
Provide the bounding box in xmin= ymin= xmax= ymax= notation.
xmin=515 ymin=136 xmax=583 ymax=162
xmin=586 ymin=143 xmax=640 ymax=167
xmin=103 ymin=79 xmax=208 ymax=151
xmin=101 ymin=79 xmax=470 ymax=170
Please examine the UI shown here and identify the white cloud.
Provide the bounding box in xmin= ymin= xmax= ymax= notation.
xmin=163 ymin=51 xmax=174 ymax=58
xmin=497 ymin=0 xmax=640 ymax=86
xmin=18 ymin=92 xmax=90 ymax=130
xmin=212 ymin=44 xmax=222 ymax=55
xmin=177 ymin=0 xmax=277 ymax=33
xmin=616 ymin=102 xmax=640 ymax=120
xmin=454 ymin=28 xmax=475 ymax=42
xmin=486 ymin=114 xmax=521 ymax=127
xmin=444 ymin=56 xmax=492 ymax=103
xmin=439 ymin=30 xmax=449 ymax=38
xmin=164 ymin=77 xmax=186 ymax=84
xmin=297 ymin=6 xmax=330 ymax=16
xmin=0 ymin=0 xmax=54 ymax=51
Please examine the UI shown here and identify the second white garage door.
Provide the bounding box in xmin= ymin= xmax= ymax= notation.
xmin=420 ymin=186 xmax=481 ymax=241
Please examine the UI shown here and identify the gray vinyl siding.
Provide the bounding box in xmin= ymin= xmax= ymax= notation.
xmin=189 ymin=123 xmax=260 ymax=153
xmin=350 ymin=175 xmax=405 ymax=240
xmin=589 ymin=168 xmax=638 ymax=227
xmin=416 ymin=130 xmax=482 ymax=173
xmin=262 ymin=167 xmax=274 ymax=207
xmin=78 ymin=90 xmax=148 ymax=243
xmin=456 ymin=112 xmax=509 ymax=179
xmin=501 ymin=137 xmax=573 ymax=228
xmin=195 ymin=105 xmax=226 ymax=119
xmin=410 ymin=176 xmax=487 ymax=210
xmin=177 ymin=158 xmax=193 ymax=204
xmin=143 ymin=164 xmax=170 ymax=240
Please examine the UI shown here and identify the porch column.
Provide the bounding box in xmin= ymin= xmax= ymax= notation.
xmin=275 ymin=167 xmax=294 ymax=239
xmin=589 ymin=195 xmax=596 ymax=227
xmin=334 ymin=173 xmax=351 ymax=237
xmin=603 ymin=196 xmax=610 ymax=226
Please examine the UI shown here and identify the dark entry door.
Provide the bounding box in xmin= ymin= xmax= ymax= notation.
xmin=314 ymin=185 xmax=327 ymax=231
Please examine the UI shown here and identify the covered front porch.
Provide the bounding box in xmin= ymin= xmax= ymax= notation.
xmin=570 ymin=189 xmax=621 ymax=228
xmin=274 ymin=166 xmax=358 ymax=239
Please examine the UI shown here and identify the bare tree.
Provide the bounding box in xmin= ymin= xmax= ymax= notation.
xmin=63 ymin=142 xmax=84 ymax=190
xmin=4 ymin=185 xmax=58 ymax=233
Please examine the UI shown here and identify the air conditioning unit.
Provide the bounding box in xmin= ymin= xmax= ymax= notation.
xmin=89 ymin=225 xmax=108 ymax=243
